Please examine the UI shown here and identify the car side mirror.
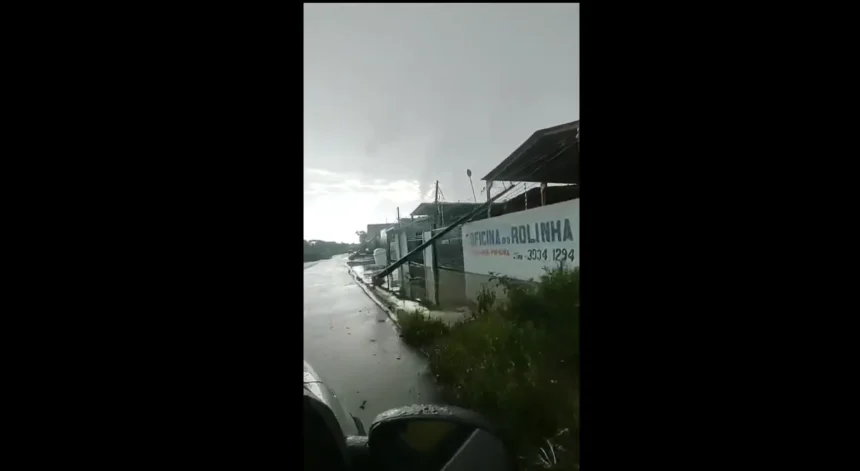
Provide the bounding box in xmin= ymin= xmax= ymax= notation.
xmin=366 ymin=405 xmax=515 ymax=471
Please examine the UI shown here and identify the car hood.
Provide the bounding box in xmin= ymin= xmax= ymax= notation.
xmin=303 ymin=360 xmax=359 ymax=436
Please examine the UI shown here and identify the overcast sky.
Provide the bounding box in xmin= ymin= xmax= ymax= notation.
xmin=304 ymin=3 xmax=579 ymax=242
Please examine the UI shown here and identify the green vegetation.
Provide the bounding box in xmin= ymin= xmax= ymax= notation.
xmin=303 ymin=239 xmax=355 ymax=262
xmin=398 ymin=267 xmax=580 ymax=470
xmin=397 ymin=309 xmax=450 ymax=349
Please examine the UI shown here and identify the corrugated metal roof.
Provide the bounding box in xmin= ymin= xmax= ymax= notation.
xmin=482 ymin=120 xmax=579 ymax=184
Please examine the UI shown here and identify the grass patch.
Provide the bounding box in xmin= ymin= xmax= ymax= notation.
xmin=397 ymin=309 xmax=450 ymax=349
xmin=400 ymin=267 xmax=579 ymax=470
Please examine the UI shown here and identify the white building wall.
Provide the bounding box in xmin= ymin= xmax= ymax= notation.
xmin=461 ymin=199 xmax=579 ymax=302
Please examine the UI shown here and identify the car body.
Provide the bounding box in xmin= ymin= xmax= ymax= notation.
xmin=303 ymin=360 xmax=364 ymax=436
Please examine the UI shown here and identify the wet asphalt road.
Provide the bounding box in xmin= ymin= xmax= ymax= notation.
xmin=303 ymin=255 xmax=441 ymax=428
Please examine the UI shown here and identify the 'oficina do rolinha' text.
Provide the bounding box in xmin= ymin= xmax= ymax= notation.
xmin=468 ymin=218 xmax=575 ymax=246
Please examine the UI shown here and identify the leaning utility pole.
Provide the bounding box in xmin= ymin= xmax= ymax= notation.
xmin=373 ymin=183 xmax=515 ymax=283
xmin=434 ymin=181 xmax=440 ymax=227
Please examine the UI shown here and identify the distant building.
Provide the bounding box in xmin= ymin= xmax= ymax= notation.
xmin=366 ymin=223 xmax=394 ymax=243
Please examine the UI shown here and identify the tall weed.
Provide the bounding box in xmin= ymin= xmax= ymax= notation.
xmin=399 ymin=266 xmax=580 ymax=468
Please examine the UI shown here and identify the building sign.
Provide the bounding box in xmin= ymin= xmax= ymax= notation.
xmin=462 ymin=199 xmax=579 ymax=284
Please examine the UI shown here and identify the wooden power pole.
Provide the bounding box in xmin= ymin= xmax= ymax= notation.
xmin=432 ymin=181 xmax=440 ymax=306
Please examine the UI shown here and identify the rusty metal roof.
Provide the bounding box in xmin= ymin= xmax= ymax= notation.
xmin=482 ymin=120 xmax=579 ymax=184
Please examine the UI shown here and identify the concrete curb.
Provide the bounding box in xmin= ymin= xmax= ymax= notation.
xmin=345 ymin=262 xmax=400 ymax=328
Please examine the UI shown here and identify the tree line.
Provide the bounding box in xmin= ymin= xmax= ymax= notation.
xmin=304 ymin=239 xmax=356 ymax=262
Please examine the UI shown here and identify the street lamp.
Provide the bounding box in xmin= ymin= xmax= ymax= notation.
xmin=466 ymin=169 xmax=477 ymax=203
